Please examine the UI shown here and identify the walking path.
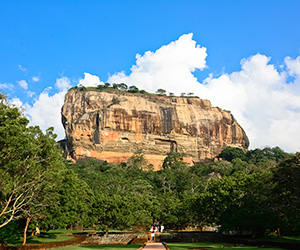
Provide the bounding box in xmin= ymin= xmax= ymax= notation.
xmin=140 ymin=242 xmax=167 ymax=249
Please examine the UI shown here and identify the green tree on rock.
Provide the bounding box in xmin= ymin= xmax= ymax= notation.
xmin=104 ymin=82 xmax=111 ymax=88
xmin=128 ymin=85 xmax=139 ymax=93
xmin=156 ymin=89 xmax=166 ymax=96
xmin=117 ymin=83 xmax=128 ymax=91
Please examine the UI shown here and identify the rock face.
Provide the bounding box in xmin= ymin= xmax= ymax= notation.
xmin=61 ymin=89 xmax=249 ymax=169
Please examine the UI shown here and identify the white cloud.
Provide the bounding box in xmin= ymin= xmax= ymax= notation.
xmin=285 ymin=55 xmax=300 ymax=93
xmin=285 ymin=55 xmax=300 ymax=77
xmin=201 ymin=54 xmax=300 ymax=152
xmin=27 ymin=91 xmax=35 ymax=97
xmin=79 ymin=72 xmax=103 ymax=87
xmin=21 ymin=77 xmax=73 ymax=140
xmin=17 ymin=80 xmax=29 ymax=90
xmin=11 ymin=97 xmax=24 ymax=109
xmin=55 ymin=76 xmax=71 ymax=91
xmin=32 ymin=76 xmax=40 ymax=82
xmin=18 ymin=65 xmax=27 ymax=72
xmin=25 ymin=89 xmax=67 ymax=140
xmin=108 ymin=33 xmax=207 ymax=95
xmin=0 ymin=83 xmax=14 ymax=90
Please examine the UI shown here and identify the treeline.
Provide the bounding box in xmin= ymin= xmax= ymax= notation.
xmin=73 ymin=83 xmax=194 ymax=97
xmin=1 ymin=93 xmax=299 ymax=245
xmin=62 ymin=148 xmax=299 ymax=237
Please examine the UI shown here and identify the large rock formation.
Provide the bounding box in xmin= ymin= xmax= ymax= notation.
xmin=61 ymin=88 xmax=249 ymax=169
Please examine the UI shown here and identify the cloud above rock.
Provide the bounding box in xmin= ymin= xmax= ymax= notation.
xmin=108 ymin=33 xmax=207 ymax=95
xmin=55 ymin=76 xmax=71 ymax=91
xmin=79 ymin=72 xmax=104 ymax=87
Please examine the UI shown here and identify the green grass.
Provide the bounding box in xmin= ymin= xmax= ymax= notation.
xmin=10 ymin=232 xmax=74 ymax=245
xmin=10 ymin=229 xmax=96 ymax=245
xmin=52 ymin=244 xmax=142 ymax=250
xmin=283 ymin=236 xmax=300 ymax=242
xmin=256 ymin=235 xmax=300 ymax=243
xmin=167 ymin=242 xmax=229 ymax=250
xmin=166 ymin=242 xmax=284 ymax=250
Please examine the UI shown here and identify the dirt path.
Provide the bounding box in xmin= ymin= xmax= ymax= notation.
xmin=141 ymin=242 xmax=167 ymax=249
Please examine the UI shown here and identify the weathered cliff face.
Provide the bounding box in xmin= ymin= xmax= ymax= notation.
xmin=61 ymin=89 xmax=249 ymax=169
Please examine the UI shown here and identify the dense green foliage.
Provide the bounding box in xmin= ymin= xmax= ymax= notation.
xmin=62 ymin=147 xmax=298 ymax=236
xmin=0 ymin=94 xmax=93 ymax=244
xmin=0 ymin=92 xmax=299 ymax=245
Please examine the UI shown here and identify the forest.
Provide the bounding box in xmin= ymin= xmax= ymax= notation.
xmin=0 ymin=92 xmax=299 ymax=245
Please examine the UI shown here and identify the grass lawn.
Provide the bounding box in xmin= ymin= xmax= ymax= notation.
xmin=166 ymin=242 xmax=284 ymax=250
xmin=10 ymin=229 xmax=95 ymax=245
xmin=52 ymin=244 xmax=142 ymax=250
xmin=11 ymin=232 xmax=74 ymax=245
xmin=256 ymin=235 xmax=300 ymax=243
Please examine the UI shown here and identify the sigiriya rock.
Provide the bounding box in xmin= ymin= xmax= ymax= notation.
xmin=61 ymin=88 xmax=249 ymax=169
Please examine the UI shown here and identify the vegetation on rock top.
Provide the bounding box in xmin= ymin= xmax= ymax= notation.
xmin=71 ymin=83 xmax=198 ymax=98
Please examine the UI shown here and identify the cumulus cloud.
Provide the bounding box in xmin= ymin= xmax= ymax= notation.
xmin=21 ymin=74 xmax=102 ymax=140
xmin=25 ymin=89 xmax=67 ymax=140
xmin=17 ymin=80 xmax=28 ymax=90
xmin=200 ymin=54 xmax=300 ymax=152
xmin=11 ymin=97 xmax=24 ymax=109
xmin=285 ymin=55 xmax=300 ymax=77
xmin=79 ymin=72 xmax=103 ymax=87
xmin=285 ymin=55 xmax=300 ymax=92
xmin=55 ymin=76 xmax=71 ymax=91
xmin=21 ymin=76 xmax=73 ymax=140
xmin=108 ymin=33 xmax=207 ymax=95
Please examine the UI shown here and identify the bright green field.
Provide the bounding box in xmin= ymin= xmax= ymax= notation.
xmin=52 ymin=245 xmax=142 ymax=250
xmin=166 ymin=242 xmax=285 ymax=250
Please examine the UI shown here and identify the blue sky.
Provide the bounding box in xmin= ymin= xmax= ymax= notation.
xmin=1 ymin=0 xmax=300 ymax=152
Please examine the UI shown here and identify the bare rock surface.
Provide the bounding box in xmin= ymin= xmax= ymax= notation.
xmin=61 ymin=89 xmax=249 ymax=169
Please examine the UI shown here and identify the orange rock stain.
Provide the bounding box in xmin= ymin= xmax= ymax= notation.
xmin=74 ymin=149 xmax=194 ymax=171
xmin=101 ymin=131 xmax=120 ymax=144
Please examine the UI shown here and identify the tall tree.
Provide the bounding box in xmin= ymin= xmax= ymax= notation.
xmin=42 ymin=169 xmax=94 ymax=230
xmin=0 ymin=94 xmax=64 ymax=230
xmin=271 ymin=153 xmax=300 ymax=235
